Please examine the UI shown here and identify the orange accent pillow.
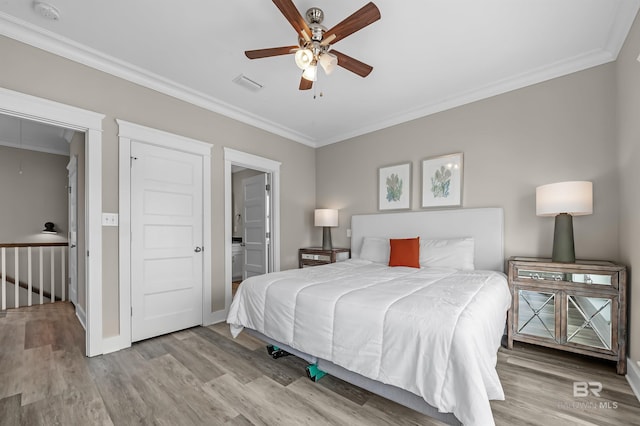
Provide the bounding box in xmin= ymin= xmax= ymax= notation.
xmin=389 ymin=237 xmax=420 ymax=268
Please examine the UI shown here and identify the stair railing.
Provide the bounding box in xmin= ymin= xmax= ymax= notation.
xmin=0 ymin=242 xmax=69 ymax=310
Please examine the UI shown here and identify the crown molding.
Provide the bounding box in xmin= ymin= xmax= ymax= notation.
xmin=317 ymin=47 xmax=620 ymax=147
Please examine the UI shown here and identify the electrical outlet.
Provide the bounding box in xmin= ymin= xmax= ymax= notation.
xmin=346 ymin=228 xmax=352 ymax=238
xmin=102 ymin=213 xmax=119 ymax=227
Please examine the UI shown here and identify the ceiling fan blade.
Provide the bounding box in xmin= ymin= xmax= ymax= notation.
xmin=245 ymin=46 xmax=299 ymax=59
xmin=299 ymin=76 xmax=313 ymax=90
xmin=332 ymin=50 xmax=373 ymax=77
xmin=272 ymin=0 xmax=312 ymax=39
xmin=323 ymin=2 xmax=380 ymax=45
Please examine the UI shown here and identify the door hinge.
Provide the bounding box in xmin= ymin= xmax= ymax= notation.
xmin=68 ymin=186 xmax=72 ymax=194
xmin=131 ymin=307 xmax=133 ymax=317
xmin=266 ymin=231 xmax=270 ymax=239
xmin=130 ymin=156 xmax=138 ymax=167
xmin=265 ymin=184 xmax=271 ymax=192
xmin=87 ymin=250 xmax=89 ymax=257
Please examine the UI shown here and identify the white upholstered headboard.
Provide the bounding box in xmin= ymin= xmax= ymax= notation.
xmin=351 ymin=208 xmax=504 ymax=272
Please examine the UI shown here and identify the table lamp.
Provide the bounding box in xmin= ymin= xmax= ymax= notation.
xmin=314 ymin=209 xmax=338 ymax=250
xmin=536 ymin=181 xmax=593 ymax=263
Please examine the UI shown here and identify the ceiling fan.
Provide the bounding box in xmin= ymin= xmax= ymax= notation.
xmin=245 ymin=0 xmax=381 ymax=90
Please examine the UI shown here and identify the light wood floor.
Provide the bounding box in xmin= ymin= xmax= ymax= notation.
xmin=1 ymin=302 xmax=639 ymax=425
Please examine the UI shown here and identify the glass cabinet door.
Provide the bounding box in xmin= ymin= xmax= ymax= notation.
xmin=517 ymin=289 xmax=557 ymax=341
xmin=566 ymin=295 xmax=613 ymax=350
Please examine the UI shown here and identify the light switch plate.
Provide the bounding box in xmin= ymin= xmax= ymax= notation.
xmin=102 ymin=213 xmax=119 ymax=226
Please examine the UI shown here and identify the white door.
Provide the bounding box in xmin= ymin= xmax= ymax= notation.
xmin=67 ymin=156 xmax=78 ymax=306
xmin=131 ymin=141 xmax=203 ymax=342
xmin=243 ymin=173 xmax=269 ymax=279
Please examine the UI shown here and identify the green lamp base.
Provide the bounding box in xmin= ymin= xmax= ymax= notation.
xmin=552 ymin=213 xmax=575 ymax=263
xmin=322 ymin=226 xmax=333 ymax=250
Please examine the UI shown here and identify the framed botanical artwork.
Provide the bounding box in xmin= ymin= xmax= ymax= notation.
xmin=379 ymin=162 xmax=411 ymax=210
xmin=421 ymin=153 xmax=463 ymax=208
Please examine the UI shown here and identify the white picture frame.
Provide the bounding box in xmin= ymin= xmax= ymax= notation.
xmin=379 ymin=162 xmax=411 ymax=210
xmin=421 ymin=153 xmax=463 ymax=208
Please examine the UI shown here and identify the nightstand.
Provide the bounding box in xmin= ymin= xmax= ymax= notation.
xmin=506 ymin=257 xmax=627 ymax=374
xmin=298 ymin=247 xmax=351 ymax=268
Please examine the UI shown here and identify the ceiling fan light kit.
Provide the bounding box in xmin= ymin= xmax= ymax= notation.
xmin=245 ymin=0 xmax=380 ymax=90
xmin=302 ymin=62 xmax=318 ymax=82
xmin=319 ymin=52 xmax=338 ymax=75
xmin=294 ymin=48 xmax=314 ymax=70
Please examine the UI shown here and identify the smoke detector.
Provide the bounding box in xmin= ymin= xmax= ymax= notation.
xmin=33 ymin=1 xmax=60 ymax=21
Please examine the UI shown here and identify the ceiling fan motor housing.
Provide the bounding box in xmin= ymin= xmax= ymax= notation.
xmin=306 ymin=8 xmax=327 ymax=42
xmin=306 ymin=7 xmax=324 ymax=25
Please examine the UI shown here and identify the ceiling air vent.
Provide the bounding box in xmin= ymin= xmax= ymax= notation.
xmin=233 ymin=74 xmax=263 ymax=92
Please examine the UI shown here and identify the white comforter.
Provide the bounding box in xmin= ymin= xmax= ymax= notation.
xmin=227 ymin=259 xmax=511 ymax=426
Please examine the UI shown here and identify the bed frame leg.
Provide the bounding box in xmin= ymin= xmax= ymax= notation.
xmin=305 ymin=363 xmax=327 ymax=382
xmin=266 ymin=344 xmax=290 ymax=359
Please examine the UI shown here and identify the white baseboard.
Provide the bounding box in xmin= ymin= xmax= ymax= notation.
xmin=75 ymin=304 xmax=86 ymax=330
xmin=627 ymin=357 xmax=640 ymax=402
xmin=101 ymin=334 xmax=131 ymax=355
xmin=99 ymin=309 xmax=228 ymax=356
xmin=205 ymin=309 xmax=228 ymax=326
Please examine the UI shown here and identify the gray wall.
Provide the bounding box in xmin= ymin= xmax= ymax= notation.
xmin=0 ymin=145 xmax=69 ymax=243
xmin=0 ymin=35 xmax=316 ymax=336
xmin=616 ymin=14 xmax=640 ymax=368
xmin=317 ymin=63 xmax=619 ymax=264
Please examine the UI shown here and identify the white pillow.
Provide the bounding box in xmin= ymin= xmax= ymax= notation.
xmin=419 ymin=237 xmax=475 ymax=270
xmin=359 ymin=237 xmax=390 ymax=263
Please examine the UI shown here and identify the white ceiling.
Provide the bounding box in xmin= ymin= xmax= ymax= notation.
xmin=0 ymin=115 xmax=72 ymax=156
xmin=0 ymin=1 xmax=637 ymax=148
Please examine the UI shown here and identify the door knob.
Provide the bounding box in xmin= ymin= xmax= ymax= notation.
xmin=194 ymin=247 xmax=202 ymax=253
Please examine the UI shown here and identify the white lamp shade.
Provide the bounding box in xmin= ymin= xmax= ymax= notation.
xmin=315 ymin=209 xmax=338 ymax=227
xmin=319 ymin=52 xmax=338 ymax=75
xmin=536 ymin=181 xmax=593 ymax=216
xmin=302 ymin=64 xmax=317 ymax=81
xmin=295 ymin=49 xmax=313 ymax=70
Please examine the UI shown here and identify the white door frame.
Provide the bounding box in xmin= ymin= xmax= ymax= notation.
xmin=114 ymin=119 xmax=212 ymax=353
xmin=67 ymin=155 xmax=78 ymax=307
xmin=0 ymin=87 xmax=104 ymax=357
xmin=223 ymin=148 xmax=281 ymax=318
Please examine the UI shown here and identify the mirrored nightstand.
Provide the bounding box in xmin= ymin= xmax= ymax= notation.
xmin=506 ymin=257 xmax=627 ymax=374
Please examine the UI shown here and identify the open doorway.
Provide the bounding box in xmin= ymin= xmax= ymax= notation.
xmin=0 ymin=113 xmax=86 ymax=330
xmin=231 ymin=166 xmax=272 ymax=296
xmin=224 ymin=148 xmax=281 ymax=317
xmin=0 ymin=87 xmax=104 ymax=356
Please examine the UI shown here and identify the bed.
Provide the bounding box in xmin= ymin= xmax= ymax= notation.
xmin=227 ymin=208 xmax=511 ymax=426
